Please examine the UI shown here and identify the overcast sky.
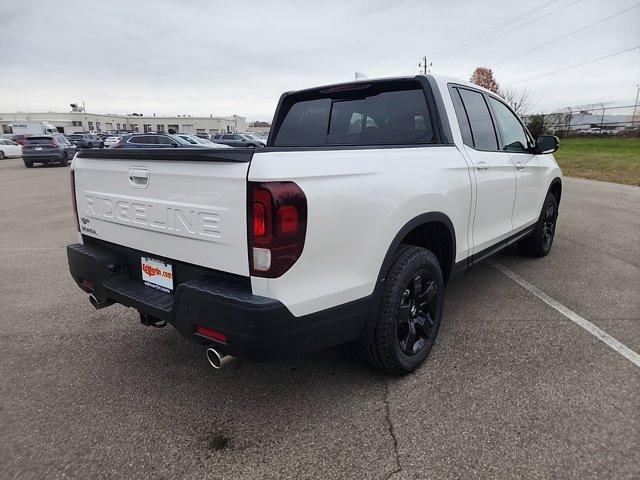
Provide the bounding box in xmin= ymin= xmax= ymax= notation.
xmin=1 ymin=0 xmax=639 ymax=120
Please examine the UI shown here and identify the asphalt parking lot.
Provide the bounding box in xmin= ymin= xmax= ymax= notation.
xmin=1 ymin=158 xmax=638 ymax=480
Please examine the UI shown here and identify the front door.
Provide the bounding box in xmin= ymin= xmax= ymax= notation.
xmin=485 ymin=96 xmax=546 ymax=231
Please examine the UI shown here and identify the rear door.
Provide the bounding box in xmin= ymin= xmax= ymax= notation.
xmin=450 ymin=86 xmax=517 ymax=255
xmin=72 ymin=151 xmax=252 ymax=276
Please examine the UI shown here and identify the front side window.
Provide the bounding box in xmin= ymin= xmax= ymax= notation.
xmin=487 ymin=97 xmax=529 ymax=152
xmin=273 ymin=81 xmax=434 ymax=147
xmin=458 ymin=88 xmax=498 ymax=151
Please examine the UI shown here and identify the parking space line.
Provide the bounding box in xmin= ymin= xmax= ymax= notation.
xmin=490 ymin=261 xmax=640 ymax=368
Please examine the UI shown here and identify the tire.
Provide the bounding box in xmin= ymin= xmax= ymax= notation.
xmin=0 ymin=151 xmax=5 ymax=160
xmin=59 ymin=152 xmax=69 ymax=166
xmin=360 ymin=245 xmax=444 ymax=375
xmin=24 ymin=160 xmax=33 ymax=168
xmin=518 ymin=192 xmax=558 ymax=257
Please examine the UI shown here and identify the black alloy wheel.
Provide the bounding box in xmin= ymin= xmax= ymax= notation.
xmin=541 ymin=201 xmax=556 ymax=251
xmin=518 ymin=192 xmax=558 ymax=257
xmin=398 ymin=271 xmax=438 ymax=356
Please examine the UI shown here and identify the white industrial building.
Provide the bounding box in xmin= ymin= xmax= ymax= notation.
xmin=0 ymin=109 xmax=246 ymax=135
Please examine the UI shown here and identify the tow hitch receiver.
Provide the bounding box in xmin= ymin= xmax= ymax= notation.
xmin=139 ymin=311 xmax=167 ymax=328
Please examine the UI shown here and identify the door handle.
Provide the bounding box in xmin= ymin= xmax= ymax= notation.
xmin=476 ymin=161 xmax=490 ymax=171
xmin=515 ymin=163 xmax=525 ymax=170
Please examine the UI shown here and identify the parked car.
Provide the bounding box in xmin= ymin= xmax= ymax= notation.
xmin=240 ymin=133 xmax=267 ymax=147
xmin=0 ymin=139 xmax=22 ymax=159
xmin=211 ymin=133 xmax=263 ymax=148
xmin=22 ymin=134 xmax=77 ymax=167
xmin=104 ymin=136 xmax=123 ymax=148
xmin=67 ymin=74 xmax=562 ymax=374
xmin=68 ymin=133 xmax=103 ymax=148
xmin=0 ymin=134 xmax=27 ymax=146
xmin=114 ymin=133 xmax=202 ymax=148
xmin=176 ymin=134 xmax=232 ymax=148
xmin=195 ymin=133 xmax=211 ymax=140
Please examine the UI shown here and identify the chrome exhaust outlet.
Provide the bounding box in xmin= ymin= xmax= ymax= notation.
xmin=89 ymin=294 xmax=112 ymax=310
xmin=206 ymin=348 xmax=232 ymax=369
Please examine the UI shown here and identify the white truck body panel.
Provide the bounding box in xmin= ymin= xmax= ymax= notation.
xmin=7 ymin=122 xmax=58 ymax=135
xmin=248 ymin=146 xmax=473 ymax=316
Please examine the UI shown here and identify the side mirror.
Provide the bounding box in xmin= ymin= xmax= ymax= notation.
xmin=534 ymin=135 xmax=559 ymax=154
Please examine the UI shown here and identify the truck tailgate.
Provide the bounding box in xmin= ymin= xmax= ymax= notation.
xmin=72 ymin=149 xmax=252 ymax=276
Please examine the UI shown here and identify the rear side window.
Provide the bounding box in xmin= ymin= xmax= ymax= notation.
xmin=458 ymin=88 xmax=498 ymax=151
xmin=449 ymin=87 xmax=473 ymax=147
xmin=273 ymin=82 xmax=434 ymax=147
xmin=129 ymin=135 xmax=155 ymax=144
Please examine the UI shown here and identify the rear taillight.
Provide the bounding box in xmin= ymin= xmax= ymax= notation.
xmin=114 ymin=138 xmax=124 ymax=148
xmin=70 ymin=170 xmax=80 ymax=232
xmin=248 ymin=182 xmax=307 ymax=278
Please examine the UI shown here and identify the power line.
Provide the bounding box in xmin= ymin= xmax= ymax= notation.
xmin=508 ymin=45 xmax=640 ymax=84
xmin=427 ymin=0 xmax=561 ymax=58
xmin=436 ymin=0 xmax=584 ymax=61
xmin=493 ymin=3 xmax=640 ymax=67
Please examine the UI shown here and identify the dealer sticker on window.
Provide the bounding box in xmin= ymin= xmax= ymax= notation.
xmin=141 ymin=257 xmax=173 ymax=293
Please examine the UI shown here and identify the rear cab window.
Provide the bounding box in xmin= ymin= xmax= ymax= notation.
xmin=273 ymin=80 xmax=436 ymax=147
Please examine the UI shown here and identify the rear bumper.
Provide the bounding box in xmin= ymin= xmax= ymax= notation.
xmin=67 ymin=240 xmax=370 ymax=362
xmin=23 ymin=153 xmax=62 ymax=162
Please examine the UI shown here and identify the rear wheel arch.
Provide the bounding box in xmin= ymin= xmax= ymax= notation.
xmin=358 ymin=212 xmax=456 ymax=346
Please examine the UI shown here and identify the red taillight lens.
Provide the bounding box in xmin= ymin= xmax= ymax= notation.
xmin=114 ymin=139 xmax=124 ymax=148
xmin=248 ymin=182 xmax=307 ymax=278
xmin=70 ymin=170 xmax=80 ymax=232
xmin=252 ymin=189 xmax=271 ymax=240
xmin=196 ymin=325 xmax=228 ymax=344
xmin=277 ymin=205 xmax=298 ymax=234
xmin=253 ymin=202 xmax=266 ymax=236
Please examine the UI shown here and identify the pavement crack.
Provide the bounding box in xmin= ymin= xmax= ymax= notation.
xmin=383 ymin=380 xmax=402 ymax=479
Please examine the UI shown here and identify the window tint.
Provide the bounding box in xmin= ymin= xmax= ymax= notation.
xmin=487 ymin=97 xmax=529 ymax=152
xmin=458 ymin=88 xmax=498 ymax=150
xmin=274 ymin=98 xmax=331 ymax=146
xmin=129 ymin=135 xmax=155 ymax=144
xmin=157 ymin=135 xmax=174 ymax=145
xmin=327 ymin=89 xmax=433 ymax=145
xmin=449 ymin=87 xmax=473 ymax=147
xmin=274 ymin=84 xmax=435 ymax=147
xmin=26 ymin=137 xmax=53 ymax=145
xmin=222 ymin=134 xmax=235 ymax=140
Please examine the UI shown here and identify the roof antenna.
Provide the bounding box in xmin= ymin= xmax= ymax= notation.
xmin=354 ymin=72 xmax=368 ymax=80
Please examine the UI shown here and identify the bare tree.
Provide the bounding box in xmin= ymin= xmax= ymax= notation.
xmin=499 ymin=86 xmax=533 ymax=115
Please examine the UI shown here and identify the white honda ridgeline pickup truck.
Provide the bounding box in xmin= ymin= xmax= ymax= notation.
xmin=67 ymin=74 xmax=562 ymax=374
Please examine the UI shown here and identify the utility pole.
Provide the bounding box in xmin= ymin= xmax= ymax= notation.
xmin=632 ymin=84 xmax=639 ymax=134
xmin=419 ymin=56 xmax=432 ymax=75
